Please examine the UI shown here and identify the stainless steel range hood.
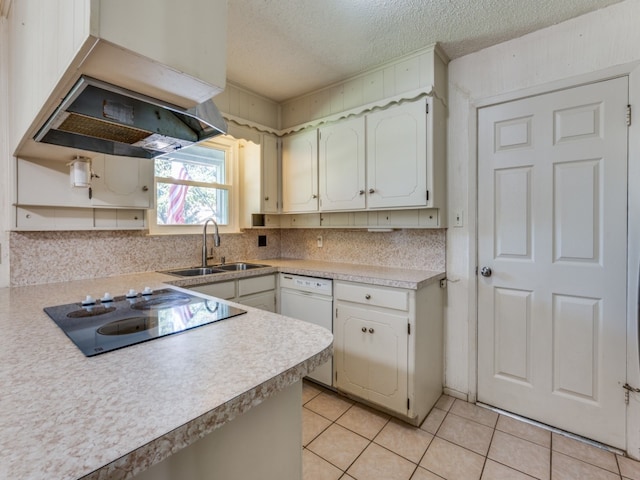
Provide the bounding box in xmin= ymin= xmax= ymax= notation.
xmin=33 ymin=76 xmax=227 ymax=159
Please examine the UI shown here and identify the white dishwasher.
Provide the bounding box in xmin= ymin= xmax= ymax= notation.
xmin=279 ymin=273 xmax=333 ymax=386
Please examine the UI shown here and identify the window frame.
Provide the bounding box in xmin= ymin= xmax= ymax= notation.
xmin=148 ymin=135 xmax=240 ymax=235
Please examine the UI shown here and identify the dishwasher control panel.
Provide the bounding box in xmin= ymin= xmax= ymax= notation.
xmin=279 ymin=273 xmax=332 ymax=295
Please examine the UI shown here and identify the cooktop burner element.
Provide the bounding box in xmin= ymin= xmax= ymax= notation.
xmin=44 ymin=288 xmax=246 ymax=356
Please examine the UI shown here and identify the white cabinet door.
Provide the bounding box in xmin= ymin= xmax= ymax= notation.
xmin=17 ymin=158 xmax=92 ymax=207
xmin=90 ymin=155 xmax=153 ymax=208
xmin=318 ymin=117 xmax=366 ymax=211
xmin=335 ymin=301 xmax=408 ymax=415
xmin=262 ymin=134 xmax=280 ymax=213
xmin=366 ymin=99 xmax=427 ymax=208
xmin=190 ymin=275 xmax=276 ymax=312
xmin=335 ymin=303 xmax=370 ymax=397
xmin=17 ymin=155 xmax=153 ymax=209
xmin=239 ymin=291 xmax=276 ymax=312
xmin=282 ymin=129 xmax=318 ymax=212
xmin=190 ymin=281 xmax=236 ymax=300
xmin=365 ymin=307 xmax=409 ymax=413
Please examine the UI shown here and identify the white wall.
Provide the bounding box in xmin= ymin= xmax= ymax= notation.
xmin=445 ymin=0 xmax=640 ymax=454
xmin=0 ymin=17 xmax=10 ymax=287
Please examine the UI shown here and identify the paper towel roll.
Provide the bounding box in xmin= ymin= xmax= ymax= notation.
xmin=68 ymin=157 xmax=91 ymax=188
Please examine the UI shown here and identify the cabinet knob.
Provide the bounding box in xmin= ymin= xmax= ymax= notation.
xmin=312 ymin=194 xmax=318 ymax=199
xmin=361 ymin=327 xmax=367 ymax=333
xmin=369 ymin=328 xmax=375 ymax=334
xmin=359 ymin=190 xmax=365 ymax=195
xmin=264 ymin=196 xmax=269 ymax=201
xmin=368 ymin=188 xmax=375 ymax=194
xmin=365 ymin=294 xmax=371 ymax=300
xmin=142 ymin=185 xmax=149 ymax=192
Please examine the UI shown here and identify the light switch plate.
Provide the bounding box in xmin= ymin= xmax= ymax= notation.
xmin=317 ymin=235 xmax=323 ymax=248
xmin=454 ymin=210 xmax=463 ymax=227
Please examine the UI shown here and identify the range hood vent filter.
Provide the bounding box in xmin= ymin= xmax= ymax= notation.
xmin=56 ymin=112 xmax=152 ymax=145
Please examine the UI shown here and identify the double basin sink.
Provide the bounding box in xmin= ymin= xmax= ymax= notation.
xmin=163 ymin=262 xmax=269 ymax=277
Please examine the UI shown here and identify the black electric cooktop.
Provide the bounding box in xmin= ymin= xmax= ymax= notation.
xmin=43 ymin=288 xmax=246 ymax=357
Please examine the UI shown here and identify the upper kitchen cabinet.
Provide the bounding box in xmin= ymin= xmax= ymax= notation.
xmin=282 ymin=95 xmax=446 ymax=223
xmin=239 ymin=129 xmax=281 ymax=228
xmin=366 ymin=97 xmax=429 ymax=209
xmin=261 ymin=134 xmax=280 ymax=214
xmin=17 ymin=155 xmax=153 ymax=209
xmin=318 ymin=117 xmax=366 ymax=211
xmin=279 ymin=44 xmax=447 ymax=225
xmin=282 ymin=129 xmax=318 ymax=213
xmin=9 ymin=0 xmax=227 ymax=160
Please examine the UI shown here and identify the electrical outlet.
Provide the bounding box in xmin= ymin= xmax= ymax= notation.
xmin=317 ymin=235 xmax=323 ymax=248
xmin=454 ymin=210 xmax=464 ymax=227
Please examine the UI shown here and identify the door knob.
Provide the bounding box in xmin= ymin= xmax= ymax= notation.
xmin=368 ymin=328 xmax=375 ymax=334
xmin=359 ymin=190 xmax=365 ymax=195
xmin=361 ymin=327 xmax=367 ymax=333
xmin=480 ymin=266 xmax=492 ymax=277
xmin=368 ymin=188 xmax=375 ymax=194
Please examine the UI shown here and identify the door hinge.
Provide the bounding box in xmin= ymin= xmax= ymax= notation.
xmin=335 ymin=308 xmax=338 ymax=318
xmin=335 ymin=371 xmax=338 ymax=381
xmin=426 ymin=103 xmax=429 ymax=114
xmin=426 ymin=190 xmax=429 ymax=201
xmin=623 ymin=383 xmax=640 ymax=404
xmin=408 ymin=323 xmax=411 ymax=335
xmin=627 ymin=105 xmax=632 ymax=127
xmin=407 ymin=398 xmax=410 ymax=410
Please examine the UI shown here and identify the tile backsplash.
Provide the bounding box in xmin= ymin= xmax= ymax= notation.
xmin=10 ymin=229 xmax=281 ymax=286
xmin=280 ymin=229 xmax=445 ymax=271
xmin=10 ymin=228 xmax=445 ymax=286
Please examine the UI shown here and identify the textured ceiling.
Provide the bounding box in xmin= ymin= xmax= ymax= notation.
xmin=227 ymin=0 xmax=623 ymax=102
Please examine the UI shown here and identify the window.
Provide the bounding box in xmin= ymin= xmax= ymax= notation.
xmin=150 ymin=136 xmax=239 ymax=234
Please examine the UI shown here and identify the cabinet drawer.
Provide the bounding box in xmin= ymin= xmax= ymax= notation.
xmin=335 ymin=282 xmax=409 ymax=311
xmin=238 ymin=274 xmax=276 ymax=296
xmin=190 ymin=281 xmax=236 ymax=300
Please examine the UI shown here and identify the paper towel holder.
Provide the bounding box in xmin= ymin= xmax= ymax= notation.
xmin=67 ymin=156 xmax=98 ymax=188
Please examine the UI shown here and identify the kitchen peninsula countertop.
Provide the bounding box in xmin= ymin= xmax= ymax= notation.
xmin=0 ymin=272 xmax=332 ymax=480
xmin=169 ymin=258 xmax=445 ymax=290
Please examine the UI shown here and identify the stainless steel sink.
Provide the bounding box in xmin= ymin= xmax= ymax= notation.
xmin=214 ymin=262 xmax=268 ymax=271
xmin=163 ymin=267 xmax=225 ymax=277
xmin=161 ymin=263 xmax=269 ymax=277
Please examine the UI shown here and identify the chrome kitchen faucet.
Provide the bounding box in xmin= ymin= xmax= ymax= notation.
xmin=202 ymin=218 xmax=221 ymax=267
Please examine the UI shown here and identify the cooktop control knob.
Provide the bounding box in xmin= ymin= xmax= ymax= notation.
xmin=81 ymin=295 xmax=96 ymax=306
xmin=125 ymin=289 xmax=138 ymax=298
xmin=141 ymin=287 xmax=153 ymax=296
xmin=101 ymin=293 xmax=114 ymax=303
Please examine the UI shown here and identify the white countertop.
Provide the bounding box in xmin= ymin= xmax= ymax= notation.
xmin=0 ymin=272 xmax=332 ymax=480
xmin=168 ymin=258 xmax=445 ymax=290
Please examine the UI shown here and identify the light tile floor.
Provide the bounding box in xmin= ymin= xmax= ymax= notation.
xmin=301 ymin=381 xmax=640 ymax=480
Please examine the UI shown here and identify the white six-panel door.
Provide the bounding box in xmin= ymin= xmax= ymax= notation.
xmin=477 ymin=77 xmax=628 ymax=448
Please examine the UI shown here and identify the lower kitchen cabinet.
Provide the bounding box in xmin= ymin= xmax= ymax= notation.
xmin=189 ymin=274 xmax=276 ymax=312
xmin=333 ymin=279 xmax=443 ymax=425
